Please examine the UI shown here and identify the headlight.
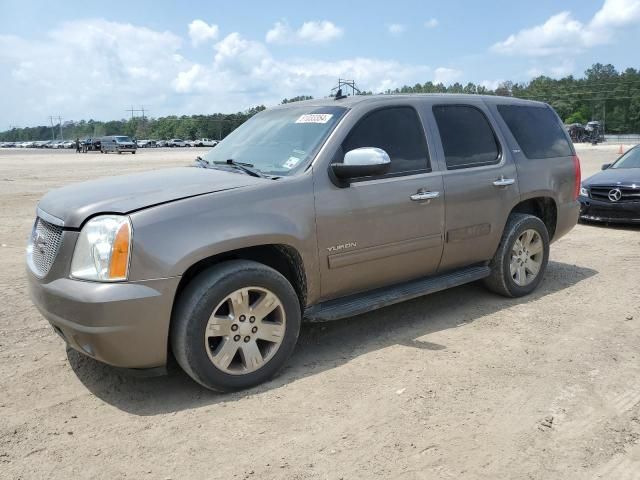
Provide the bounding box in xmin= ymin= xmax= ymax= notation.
xmin=71 ymin=215 xmax=131 ymax=281
xmin=580 ymin=186 xmax=589 ymax=197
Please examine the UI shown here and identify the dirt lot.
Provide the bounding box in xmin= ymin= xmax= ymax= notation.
xmin=1 ymin=145 xmax=639 ymax=480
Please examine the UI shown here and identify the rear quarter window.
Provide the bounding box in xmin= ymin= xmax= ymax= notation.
xmin=497 ymin=104 xmax=573 ymax=159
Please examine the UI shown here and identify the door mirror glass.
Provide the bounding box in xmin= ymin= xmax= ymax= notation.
xmin=331 ymin=147 xmax=391 ymax=184
xmin=601 ymin=163 xmax=611 ymax=170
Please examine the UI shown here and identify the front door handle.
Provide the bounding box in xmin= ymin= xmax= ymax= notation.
xmin=493 ymin=176 xmax=515 ymax=187
xmin=410 ymin=190 xmax=440 ymax=201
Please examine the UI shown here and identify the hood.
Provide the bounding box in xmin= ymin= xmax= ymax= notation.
xmin=583 ymin=167 xmax=640 ymax=187
xmin=38 ymin=166 xmax=262 ymax=228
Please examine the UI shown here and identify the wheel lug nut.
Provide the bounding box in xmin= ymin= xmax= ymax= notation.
xmin=239 ymin=315 xmax=246 ymax=322
xmin=249 ymin=316 xmax=255 ymax=323
xmin=244 ymin=336 xmax=250 ymax=343
xmin=251 ymin=327 xmax=258 ymax=333
xmin=233 ymin=335 xmax=241 ymax=341
xmin=231 ymin=324 xmax=238 ymax=331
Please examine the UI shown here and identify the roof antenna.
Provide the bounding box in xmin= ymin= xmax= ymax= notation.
xmin=334 ymin=88 xmax=347 ymax=100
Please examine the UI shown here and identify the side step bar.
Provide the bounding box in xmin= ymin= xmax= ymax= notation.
xmin=304 ymin=265 xmax=491 ymax=322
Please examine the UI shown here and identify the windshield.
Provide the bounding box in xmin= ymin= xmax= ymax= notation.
xmin=611 ymin=147 xmax=640 ymax=169
xmin=115 ymin=136 xmax=132 ymax=143
xmin=202 ymin=105 xmax=347 ymax=176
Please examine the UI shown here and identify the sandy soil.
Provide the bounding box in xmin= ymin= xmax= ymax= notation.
xmin=0 ymin=145 xmax=639 ymax=480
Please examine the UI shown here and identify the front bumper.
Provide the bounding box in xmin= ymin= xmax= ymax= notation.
xmin=579 ymin=196 xmax=640 ymax=224
xmin=27 ymin=273 xmax=180 ymax=369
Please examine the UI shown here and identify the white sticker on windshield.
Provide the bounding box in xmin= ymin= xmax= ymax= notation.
xmin=295 ymin=113 xmax=333 ymax=124
xmin=283 ymin=156 xmax=301 ymax=170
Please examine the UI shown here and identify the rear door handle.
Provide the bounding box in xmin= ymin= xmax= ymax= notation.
xmin=410 ymin=190 xmax=440 ymax=201
xmin=493 ymin=176 xmax=515 ymax=187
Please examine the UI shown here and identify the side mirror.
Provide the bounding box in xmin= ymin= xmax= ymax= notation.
xmin=330 ymin=147 xmax=391 ymax=186
xmin=601 ymin=163 xmax=611 ymax=170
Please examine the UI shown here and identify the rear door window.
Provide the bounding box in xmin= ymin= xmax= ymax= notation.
xmin=342 ymin=107 xmax=430 ymax=177
xmin=432 ymin=105 xmax=500 ymax=170
xmin=497 ymin=104 xmax=573 ymax=159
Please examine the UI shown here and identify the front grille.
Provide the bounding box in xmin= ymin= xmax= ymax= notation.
xmin=590 ymin=185 xmax=640 ymax=203
xmin=29 ymin=217 xmax=63 ymax=277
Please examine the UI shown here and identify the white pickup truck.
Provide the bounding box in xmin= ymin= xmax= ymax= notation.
xmin=189 ymin=138 xmax=219 ymax=147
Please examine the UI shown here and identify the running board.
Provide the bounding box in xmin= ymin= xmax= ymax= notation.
xmin=304 ymin=265 xmax=490 ymax=322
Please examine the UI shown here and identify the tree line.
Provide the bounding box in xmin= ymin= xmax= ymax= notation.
xmin=2 ymin=63 xmax=639 ymax=142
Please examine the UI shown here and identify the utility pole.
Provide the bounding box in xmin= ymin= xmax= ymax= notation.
xmin=331 ymin=79 xmax=361 ymax=98
xmin=126 ymin=106 xmax=136 ymax=121
xmin=49 ymin=116 xmax=63 ymax=141
xmin=125 ymin=105 xmax=148 ymax=121
xmin=48 ymin=116 xmax=55 ymax=141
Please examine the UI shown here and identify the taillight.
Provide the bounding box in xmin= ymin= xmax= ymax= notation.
xmin=573 ymin=154 xmax=581 ymax=200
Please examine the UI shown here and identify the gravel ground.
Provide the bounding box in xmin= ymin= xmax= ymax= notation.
xmin=0 ymin=145 xmax=639 ymax=480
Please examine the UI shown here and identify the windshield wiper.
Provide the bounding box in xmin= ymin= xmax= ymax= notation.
xmin=213 ymin=159 xmax=266 ymax=178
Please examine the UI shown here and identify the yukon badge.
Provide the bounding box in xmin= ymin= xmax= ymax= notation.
xmin=327 ymin=242 xmax=357 ymax=253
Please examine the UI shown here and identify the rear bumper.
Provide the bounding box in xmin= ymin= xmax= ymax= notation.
xmin=578 ymin=196 xmax=640 ymax=224
xmin=27 ymin=272 xmax=180 ymax=369
xmin=553 ymin=200 xmax=580 ymax=242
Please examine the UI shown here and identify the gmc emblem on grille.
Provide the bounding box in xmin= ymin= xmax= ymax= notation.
xmin=32 ymin=230 xmax=48 ymax=254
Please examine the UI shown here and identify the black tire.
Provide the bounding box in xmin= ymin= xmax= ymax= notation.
xmin=132 ymin=151 xmax=136 ymax=154
xmin=171 ymin=260 xmax=301 ymax=392
xmin=483 ymin=213 xmax=550 ymax=298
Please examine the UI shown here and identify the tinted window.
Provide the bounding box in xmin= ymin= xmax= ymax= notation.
xmin=432 ymin=105 xmax=500 ymax=169
xmin=497 ymin=105 xmax=573 ymax=159
xmin=342 ymin=107 xmax=429 ymax=176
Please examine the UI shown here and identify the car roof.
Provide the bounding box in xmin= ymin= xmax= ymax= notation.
xmin=271 ymin=93 xmax=548 ymax=110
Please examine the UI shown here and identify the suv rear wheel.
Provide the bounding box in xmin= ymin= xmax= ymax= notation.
xmin=483 ymin=213 xmax=550 ymax=297
xmin=171 ymin=260 xmax=301 ymax=391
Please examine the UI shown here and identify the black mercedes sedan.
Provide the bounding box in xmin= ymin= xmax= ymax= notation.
xmin=579 ymin=145 xmax=640 ymax=224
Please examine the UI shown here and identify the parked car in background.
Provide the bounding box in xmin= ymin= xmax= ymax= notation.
xmin=190 ymin=138 xmax=219 ymax=147
xmin=579 ymin=144 xmax=640 ymax=224
xmin=27 ymin=94 xmax=580 ymax=392
xmin=137 ymin=140 xmax=157 ymax=148
xmin=61 ymin=141 xmax=75 ymax=149
xmin=156 ymin=140 xmax=168 ymax=147
xmin=101 ymin=135 xmax=137 ymax=154
xmin=168 ymin=138 xmax=187 ymax=147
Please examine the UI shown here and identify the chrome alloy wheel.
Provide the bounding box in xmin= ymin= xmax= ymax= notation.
xmin=204 ymin=287 xmax=286 ymax=375
xmin=509 ymin=229 xmax=544 ymax=287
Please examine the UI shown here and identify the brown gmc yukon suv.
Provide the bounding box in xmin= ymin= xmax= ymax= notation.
xmin=27 ymin=94 xmax=580 ymax=391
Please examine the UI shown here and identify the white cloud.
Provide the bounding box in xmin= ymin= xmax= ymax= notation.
xmin=492 ymin=0 xmax=640 ymax=56
xmin=526 ymin=59 xmax=575 ymax=78
xmin=0 ymin=21 xmax=440 ymax=126
xmin=0 ymin=19 xmax=184 ymax=124
xmin=480 ymin=79 xmax=504 ymax=90
xmin=265 ymin=20 xmax=343 ymax=44
xmin=387 ymin=24 xmax=407 ymax=35
xmin=433 ymin=67 xmax=462 ymax=84
xmin=188 ymin=19 xmax=219 ymax=46
xmin=424 ymin=18 xmax=439 ymax=28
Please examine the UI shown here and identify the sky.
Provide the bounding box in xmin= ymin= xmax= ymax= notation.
xmin=1 ymin=0 xmax=639 ymax=127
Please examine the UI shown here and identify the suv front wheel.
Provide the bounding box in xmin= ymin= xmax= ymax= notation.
xmin=171 ymin=260 xmax=301 ymax=391
xmin=483 ymin=213 xmax=550 ymax=298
